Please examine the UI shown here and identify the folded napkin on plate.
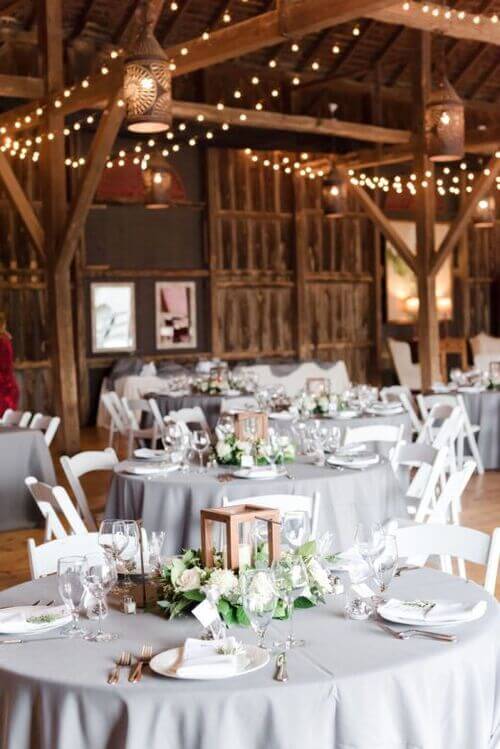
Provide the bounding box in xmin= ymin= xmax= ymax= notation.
xmin=327 ymin=452 xmax=379 ymax=468
xmin=244 ymin=466 xmax=282 ymax=479
xmin=369 ymin=403 xmax=403 ymax=412
xmin=120 ymin=461 xmax=179 ymax=476
xmin=134 ymin=448 xmax=166 ymax=460
xmin=380 ymin=598 xmax=487 ymax=624
xmin=335 ymin=443 xmax=367 ymax=456
xmin=0 ymin=605 xmax=68 ymax=633
xmin=176 ymin=637 xmax=241 ymax=678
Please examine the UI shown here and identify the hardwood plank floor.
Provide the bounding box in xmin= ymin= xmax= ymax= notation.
xmin=1 ymin=427 xmax=499 ymax=596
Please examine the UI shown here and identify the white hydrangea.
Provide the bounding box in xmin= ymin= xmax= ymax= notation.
xmin=216 ymin=440 xmax=232 ymax=459
xmin=208 ymin=568 xmax=239 ymax=597
xmin=317 ymin=395 xmax=330 ymax=412
xmin=235 ymin=440 xmax=252 ymax=455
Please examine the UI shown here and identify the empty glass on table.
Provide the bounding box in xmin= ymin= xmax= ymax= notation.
xmin=112 ymin=519 xmax=140 ymax=588
xmin=282 ymin=510 xmax=310 ymax=552
xmin=370 ymin=534 xmax=398 ymax=599
xmin=57 ymin=556 xmax=88 ymax=638
xmin=240 ymin=568 xmax=278 ymax=649
xmin=272 ymin=555 xmax=308 ymax=649
xmin=83 ymin=551 xmax=119 ymax=642
xmin=190 ymin=429 xmax=210 ymax=473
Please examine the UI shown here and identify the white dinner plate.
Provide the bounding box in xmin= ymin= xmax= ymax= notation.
xmin=326 ymin=453 xmax=379 ymax=469
xmin=0 ymin=605 xmax=71 ymax=635
xmin=149 ymin=644 xmax=269 ymax=680
xmin=333 ymin=410 xmax=362 ymax=420
xmin=365 ymin=405 xmax=404 ymax=416
xmin=232 ymin=467 xmax=287 ymax=480
xmin=133 ymin=448 xmax=167 ymax=461
xmin=377 ymin=600 xmax=486 ymax=628
xmin=268 ymin=411 xmax=294 ymax=421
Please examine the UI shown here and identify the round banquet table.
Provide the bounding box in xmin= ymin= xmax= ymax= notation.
xmin=0 ymin=570 xmax=498 ymax=749
xmin=460 ymin=389 xmax=500 ymax=470
xmin=144 ymin=392 xmax=258 ymax=430
xmin=106 ymin=457 xmax=406 ymax=554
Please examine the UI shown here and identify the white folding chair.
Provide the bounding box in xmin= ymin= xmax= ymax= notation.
xmin=222 ymin=492 xmax=320 ymax=541
xmin=29 ymin=413 xmax=61 ymax=446
xmin=344 ymin=424 xmax=405 ymax=470
xmin=27 ymin=533 xmax=101 ymax=580
xmin=168 ymin=406 xmax=209 ymax=432
xmin=121 ymin=396 xmax=159 ymax=457
xmin=148 ymin=397 xmax=166 ymax=433
xmin=0 ymin=408 xmax=32 ymax=427
xmin=417 ymin=392 xmax=484 ymax=474
xmin=394 ymin=523 xmax=500 ymax=596
xmin=60 ymin=448 xmax=118 ymax=532
xmin=101 ymin=392 xmax=128 ymax=447
xmin=386 ymin=443 xmax=448 ymax=525
xmin=24 ymin=477 xmax=67 ymax=541
xmin=380 ymin=386 xmax=422 ymax=434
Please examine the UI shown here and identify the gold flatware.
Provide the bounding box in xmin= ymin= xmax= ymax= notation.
xmin=108 ymin=651 xmax=132 ymax=685
xmin=129 ymin=644 xmax=153 ymax=683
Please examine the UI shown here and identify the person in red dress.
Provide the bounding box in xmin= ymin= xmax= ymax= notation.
xmin=0 ymin=311 xmax=19 ymax=417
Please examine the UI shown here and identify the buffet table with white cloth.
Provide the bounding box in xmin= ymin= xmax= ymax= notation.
xmin=106 ymin=457 xmax=405 ymax=553
xmin=0 ymin=426 xmax=56 ymax=530
xmin=0 ymin=570 xmax=498 ymax=749
xmin=460 ymin=390 xmax=500 ymax=470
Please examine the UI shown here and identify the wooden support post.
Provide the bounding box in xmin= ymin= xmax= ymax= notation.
xmin=39 ymin=0 xmax=80 ymax=453
xmin=292 ymin=173 xmax=309 ymax=360
xmin=0 ymin=152 xmax=45 ymax=260
xmin=206 ymin=149 xmax=222 ymax=356
xmin=371 ymin=66 xmax=384 ymax=381
xmin=413 ymin=30 xmax=440 ymax=389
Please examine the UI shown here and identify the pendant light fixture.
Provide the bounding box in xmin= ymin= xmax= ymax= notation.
xmin=473 ymin=195 xmax=496 ymax=228
xmin=322 ymin=170 xmax=346 ymax=216
xmin=123 ymin=0 xmax=172 ymax=133
xmin=425 ymin=37 xmax=464 ymax=162
xmin=142 ymin=151 xmax=173 ymax=208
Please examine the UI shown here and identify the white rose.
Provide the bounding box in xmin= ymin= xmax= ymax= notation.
xmin=235 ymin=440 xmax=252 ymax=454
xmin=246 ymin=571 xmax=276 ymax=612
xmin=208 ymin=568 xmax=239 ymax=597
xmin=176 ymin=567 xmax=202 ymax=592
xmin=307 ymin=558 xmax=332 ymax=595
xmin=318 ymin=396 xmax=330 ymax=412
xmin=304 ymin=396 xmax=316 ymax=411
xmin=216 ymin=440 xmax=232 ymax=459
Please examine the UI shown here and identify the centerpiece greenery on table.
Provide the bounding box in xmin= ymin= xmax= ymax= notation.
xmin=191 ymin=375 xmax=229 ymax=396
xmin=156 ymin=542 xmax=333 ymax=626
xmin=215 ymin=434 xmax=296 ymax=466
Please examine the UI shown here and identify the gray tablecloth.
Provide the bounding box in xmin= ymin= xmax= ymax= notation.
xmin=461 ymin=390 xmax=500 ymax=470
xmin=106 ymin=457 xmax=406 ymax=553
xmin=0 ymin=570 xmax=498 ymax=749
xmin=144 ymin=393 xmax=224 ymax=430
xmin=0 ymin=426 xmax=56 ymax=530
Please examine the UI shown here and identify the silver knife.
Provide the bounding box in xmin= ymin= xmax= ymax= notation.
xmin=0 ymin=635 xmax=70 ymax=644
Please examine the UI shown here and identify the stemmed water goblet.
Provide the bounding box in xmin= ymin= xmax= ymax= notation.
xmin=370 ymin=534 xmax=398 ymax=603
xmin=271 ymin=555 xmax=308 ymax=649
xmin=161 ymin=420 xmax=188 ymax=469
xmin=282 ymin=510 xmax=310 ymax=552
xmin=57 ymin=556 xmax=88 ymax=638
xmin=149 ymin=530 xmax=168 ymax=574
xmin=190 ymin=429 xmax=210 ymax=473
xmin=112 ymin=520 xmax=140 ymax=589
xmin=354 ymin=522 xmax=385 ymax=565
xmin=240 ymin=568 xmax=278 ymax=649
xmin=83 ymin=551 xmax=119 ymax=642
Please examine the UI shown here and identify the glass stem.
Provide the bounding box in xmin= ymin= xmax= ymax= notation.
xmin=288 ymin=597 xmax=294 ymax=644
xmin=257 ymin=627 xmax=265 ymax=648
xmin=97 ymin=597 xmax=103 ymax=636
xmin=71 ymin=607 xmax=79 ymax=631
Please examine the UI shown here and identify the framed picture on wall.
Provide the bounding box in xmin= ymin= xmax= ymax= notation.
xmin=385 ymin=220 xmax=453 ymax=324
xmin=155 ymin=281 xmax=197 ymax=349
xmin=90 ymin=282 xmax=136 ymax=353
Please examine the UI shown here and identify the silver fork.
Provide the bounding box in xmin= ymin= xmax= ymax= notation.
xmin=129 ymin=644 xmax=153 ymax=683
xmin=108 ymin=651 xmax=132 ymax=685
xmin=374 ymin=620 xmax=456 ymax=643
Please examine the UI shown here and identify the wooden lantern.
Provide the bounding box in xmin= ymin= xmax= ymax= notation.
xmin=306 ymin=377 xmax=330 ymax=396
xmin=234 ymin=410 xmax=268 ymax=441
xmin=200 ymin=504 xmax=281 ymax=570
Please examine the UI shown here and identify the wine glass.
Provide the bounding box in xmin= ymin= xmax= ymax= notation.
xmin=83 ymin=551 xmax=119 ymax=642
xmin=149 ymin=530 xmax=169 ymax=574
xmin=272 ymin=555 xmax=308 ymax=649
xmin=57 ymin=556 xmax=88 ymax=638
xmin=240 ymin=568 xmax=278 ymax=649
xmin=190 ymin=429 xmax=210 ymax=473
xmin=326 ymin=426 xmax=341 ymax=453
xmin=99 ymin=519 xmax=126 ymax=560
xmin=112 ymin=520 xmax=140 ymax=589
xmin=354 ymin=522 xmax=385 ymax=565
xmin=216 ymin=414 xmax=235 ymax=437
xmin=282 ymin=511 xmax=310 ymax=552
xmin=371 ymin=534 xmax=398 ymax=599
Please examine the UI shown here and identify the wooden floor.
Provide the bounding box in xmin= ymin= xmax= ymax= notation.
xmin=1 ymin=427 xmax=499 ymax=596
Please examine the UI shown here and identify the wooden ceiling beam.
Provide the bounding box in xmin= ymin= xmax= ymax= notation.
xmin=160 ymin=0 xmax=194 ymax=45
xmin=343 ymin=170 xmax=417 ymax=272
xmin=69 ymin=0 xmax=98 ymax=40
xmin=431 ymin=152 xmax=500 ymax=276
xmin=173 ymin=99 xmax=411 ymax=143
xmin=368 ymin=2 xmax=500 ymax=46
xmin=0 ymin=73 xmax=43 ymax=98
xmin=0 ymin=150 xmax=44 ymax=258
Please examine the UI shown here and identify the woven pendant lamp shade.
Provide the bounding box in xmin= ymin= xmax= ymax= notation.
xmin=425 ymin=72 xmax=464 ymax=162
xmin=142 ymin=151 xmax=172 ymax=208
xmin=322 ymin=171 xmax=347 ymax=216
xmin=473 ymin=195 xmax=496 ymax=228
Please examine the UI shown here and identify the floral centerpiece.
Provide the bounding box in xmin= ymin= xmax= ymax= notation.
xmin=191 ymin=375 xmax=229 ymax=395
xmin=156 ymin=541 xmax=334 ymax=626
xmin=215 ymin=434 xmax=296 ymax=466
xmin=297 ymin=392 xmax=332 ymax=416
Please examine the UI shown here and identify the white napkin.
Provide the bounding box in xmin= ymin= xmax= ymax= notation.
xmin=0 ymin=605 xmax=69 ymax=634
xmin=134 ymin=448 xmax=167 ymax=460
xmin=369 ymin=403 xmax=403 ymax=413
xmin=458 ymin=386 xmax=485 ymax=393
xmin=120 ymin=461 xmax=180 ymax=476
xmin=380 ymin=598 xmax=487 ymax=624
xmin=268 ymin=411 xmax=294 ymax=421
xmin=335 ymin=443 xmax=367 ymax=456
xmin=327 ymin=453 xmax=379 ymax=469
xmin=241 ymin=466 xmax=282 ymax=479
xmin=176 ymin=638 xmax=240 ymax=679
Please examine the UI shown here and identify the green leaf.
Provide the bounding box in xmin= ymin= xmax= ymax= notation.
xmin=182 ymin=549 xmax=196 ymax=565
xmin=169 ymin=558 xmax=186 ymax=586
xmin=183 ymin=589 xmax=204 ymax=602
xmin=298 ymin=540 xmax=316 ymax=558
xmin=294 ymin=596 xmax=314 ymax=609
xmin=170 ymin=597 xmax=193 ymax=619
xmin=235 ymin=606 xmax=250 ymax=627
xmin=218 ymin=598 xmax=236 ymax=626
xmin=157 ymin=600 xmax=170 ymax=609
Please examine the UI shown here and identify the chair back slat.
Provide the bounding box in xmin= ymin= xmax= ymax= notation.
xmin=27 ymin=533 xmax=100 ymax=580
